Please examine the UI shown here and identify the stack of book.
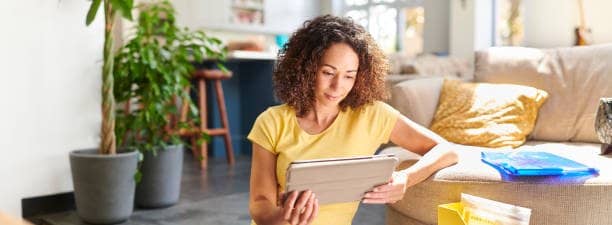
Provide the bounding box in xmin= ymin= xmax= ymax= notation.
xmin=481 ymin=151 xmax=599 ymax=176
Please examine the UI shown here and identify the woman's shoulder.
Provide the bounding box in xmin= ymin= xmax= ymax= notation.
xmin=257 ymin=104 xmax=294 ymax=120
xmin=352 ymin=101 xmax=395 ymax=113
xmin=264 ymin=104 xmax=293 ymax=114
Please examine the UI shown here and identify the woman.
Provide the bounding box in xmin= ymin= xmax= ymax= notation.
xmin=248 ymin=15 xmax=458 ymax=225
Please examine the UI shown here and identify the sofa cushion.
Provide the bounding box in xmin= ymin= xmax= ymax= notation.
xmin=385 ymin=142 xmax=612 ymax=225
xmin=429 ymin=79 xmax=549 ymax=148
xmin=412 ymin=55 xmax=474 ymax=80
xmin=385 ymin=75 xmax=439 ymax=104
xmin=390 ymin=77 xmax=445 ymax=127
xmin=474 ymin=44 xmax=612 ymax=143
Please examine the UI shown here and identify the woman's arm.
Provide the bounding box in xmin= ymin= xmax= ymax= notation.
xmin=249 ymin=143 xmax=319 ymax=225
xmin=363 ymin=115 xmax=458 ymax=204
xmin=388 ymin=115 xmax=458 ymax=187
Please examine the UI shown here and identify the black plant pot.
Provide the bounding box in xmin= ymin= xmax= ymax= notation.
xmin=70 ymin=149 xmax=138 ymax=224
xmin=135 ymin=145 xmax=184 ymax=208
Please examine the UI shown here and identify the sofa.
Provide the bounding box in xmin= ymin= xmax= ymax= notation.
xmin=384 ymin=54 xmax=474 ymax=105
xmin=382 ymin=44 xmax=612 ymax=225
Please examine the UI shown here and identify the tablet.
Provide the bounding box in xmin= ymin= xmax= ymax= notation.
xmin=284 ymin=154 xmax=399 ymax=205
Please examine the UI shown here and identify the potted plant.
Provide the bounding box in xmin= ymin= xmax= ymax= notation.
xmin=69 ymin=0 xmax=138 ymax=224
xmin=113 ymin=0 xmax=226 ymax=208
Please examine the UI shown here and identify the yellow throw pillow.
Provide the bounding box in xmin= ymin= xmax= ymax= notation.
xmin=430 ymin=79 xmax=549 ymax=148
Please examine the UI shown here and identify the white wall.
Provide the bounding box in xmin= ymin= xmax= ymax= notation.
xmin=474 ymin=0 xmax=493 ymax=51
xmin=449 ymin=0 xmax=493 ymax=59
xmin=423 ymin=0 xmax=449 ymax=54
xmin=172 ymin=0 xmax=228 ymax=31
xmin=523 ymin=0 xmax=612 ymax=48
xmin=450 ymin=0 xmax=475 ymax=59
xmin=0 ymin=1 xmax=102 ymax=217
xmin=319 ymin=0 xmax=343 ymax=16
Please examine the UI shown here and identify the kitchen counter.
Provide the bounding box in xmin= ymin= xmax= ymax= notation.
xmin=227 ymin=50 xmax=277 ymax=60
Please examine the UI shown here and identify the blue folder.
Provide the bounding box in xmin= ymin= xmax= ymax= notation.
xmin=481 ymin=151 xmax=599 ymax=176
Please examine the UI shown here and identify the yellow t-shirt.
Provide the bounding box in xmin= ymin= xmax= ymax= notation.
xmin=247 ymin=101 xmax=399 ymax=225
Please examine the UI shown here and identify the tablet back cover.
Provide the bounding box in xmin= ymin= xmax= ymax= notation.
xmin=285 ymin=154 xmax=398 ymax=205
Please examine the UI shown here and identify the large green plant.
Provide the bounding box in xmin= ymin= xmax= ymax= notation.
xmin=86 ymin=0 xmax=135 ymax=155
xmin=113 ymin=0 xmax=226 ymax=157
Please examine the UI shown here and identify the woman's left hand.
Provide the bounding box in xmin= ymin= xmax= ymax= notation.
xmin=362 ymin=171 xmax=408 ymax=204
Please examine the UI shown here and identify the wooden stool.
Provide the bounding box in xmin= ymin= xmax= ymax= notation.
xmin=177 ymin=69 xmax=235 ymax=169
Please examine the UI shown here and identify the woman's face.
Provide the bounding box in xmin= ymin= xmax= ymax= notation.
xmin=314 ymin=42 xmax=359 ymax=107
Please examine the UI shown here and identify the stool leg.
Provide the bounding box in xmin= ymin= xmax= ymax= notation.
xmin=197 ymin=79 xmax=208 ymax=170
xmin=214 ymin=80 xmax=235 ymax=165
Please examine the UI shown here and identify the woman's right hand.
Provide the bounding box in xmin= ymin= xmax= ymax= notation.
xmin=280 ymin=190 xmax=319 ymax=225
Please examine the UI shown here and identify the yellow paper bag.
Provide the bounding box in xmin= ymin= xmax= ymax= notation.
xmin=438 ymin=202 xmax=504 ymax=225
xmin=437 ymin=202 xmax=466 ymax=225
xmin=438 ymin=194 xmax=532 ymax=225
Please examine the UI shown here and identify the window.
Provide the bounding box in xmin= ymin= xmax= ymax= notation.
xmin=494 ymin=0 xmax=524 ymax=46
xmin=402 ymin=7 xmax=424 ymax=56
xmin=342 ymin=0 xmax=424 ymax=55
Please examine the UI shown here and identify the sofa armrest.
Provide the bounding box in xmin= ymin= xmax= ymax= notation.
xmin=390 ymin=77 xmax=445 ymax=127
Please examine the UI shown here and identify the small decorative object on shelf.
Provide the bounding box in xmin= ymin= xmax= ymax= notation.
xmin=595 ymin=97 xmax=612 ymax=154
xmin=231 ymin=0 xmax=264 ymax=25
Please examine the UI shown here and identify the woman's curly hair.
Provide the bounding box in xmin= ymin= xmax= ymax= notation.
xmin=273 ymin=15 xmax=389 ymax=116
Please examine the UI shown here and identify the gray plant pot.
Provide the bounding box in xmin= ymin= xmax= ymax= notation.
xmin=135 ymin=144 xmax=184 ymax=208
xmin=70 ymin=149 xmax=138 ymax=224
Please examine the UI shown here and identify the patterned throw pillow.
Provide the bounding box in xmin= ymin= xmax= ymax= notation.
xmin=430 ymin=79 xmax=549 ymax=148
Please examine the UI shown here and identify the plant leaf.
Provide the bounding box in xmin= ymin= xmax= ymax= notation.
xmin=216 ymin=63 xmax=228 ymax=73
xmin=134 ymin=170 xmax=142 ymax=183
xmin=201 ymin=132 xmax=211 ymax=142
xmin=196 ymin=132 xmax=211 ymax=146
xmin=112 ymin=0 xmax=228 ymax=155
xmin=209 ymin=37 xmax=222 ymax=45
xmin=111 ymin=0 xmax=134 ymax=20
xmin=85 ymin=0 xmax=102 ymax=26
